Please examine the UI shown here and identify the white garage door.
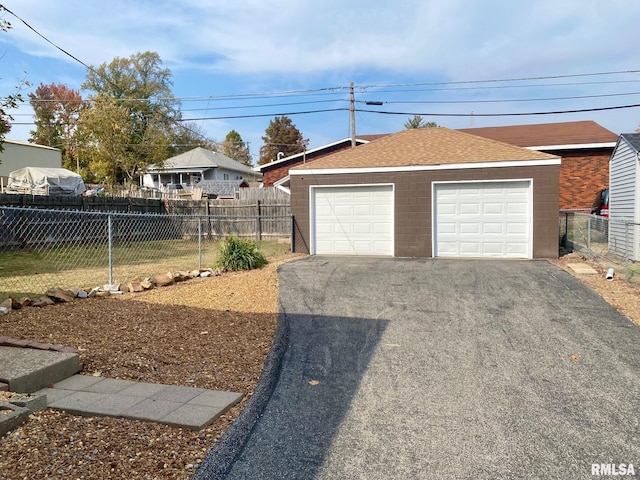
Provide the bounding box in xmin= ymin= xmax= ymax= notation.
xmin=313 ymin=185 xmax=393 ymax=255
xmin=434 ymin=181 xmax=532 ymax=258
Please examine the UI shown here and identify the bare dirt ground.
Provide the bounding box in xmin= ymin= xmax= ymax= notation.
xmin=0 ymin=251 xmax=304 ymax=480
xmin=551 ymin=253 xmax=640 ymax=326
xmin=0 ymin=252 xmax=639 ymax=479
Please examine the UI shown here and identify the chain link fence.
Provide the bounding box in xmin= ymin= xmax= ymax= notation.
xmin=0 ymin=206 xmax=292 ymax=300
xmin=560 ymin=211 xmax=640 ymax=284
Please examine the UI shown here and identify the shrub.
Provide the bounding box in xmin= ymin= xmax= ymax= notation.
xmin=216 ymin=237 xmax=267 ymax=271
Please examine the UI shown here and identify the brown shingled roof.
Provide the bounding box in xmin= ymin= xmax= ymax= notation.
xmin=292 ymin=127 xmax=558 ymax=171
xmin=458 ymin=121 xmax=617 ymax=147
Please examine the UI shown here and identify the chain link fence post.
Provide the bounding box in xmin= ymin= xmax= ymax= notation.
xmin=587 ymin=216 xmax=592 ymax=260
xmin=108 ymin=214 xmax=113 ymax=286
xmin=198 ymin=217 xmax=202 ymax=270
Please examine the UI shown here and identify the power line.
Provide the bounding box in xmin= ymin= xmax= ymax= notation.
xmin=11 ymin=101 xmax=640 ymax=127
xmin=0 ymin=4 xmax=119 ymax=91
xmin=357 ymin=69 xmax=640 ymax=90
xmin=359 ymin=91 xmax=640 ymax=105
xmin=357 ymin=103 xmax=640 ymax=117
xmin=178 ymin=108 xmax=349 ymax=121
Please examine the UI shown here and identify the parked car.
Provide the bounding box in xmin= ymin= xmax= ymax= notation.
xmin=591 ymin=187 xmax=609 ymax=217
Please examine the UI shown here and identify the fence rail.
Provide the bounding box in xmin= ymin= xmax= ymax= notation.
xmin=0 ymin=206 xmax=292 ymax=300
xmin=561 ymin=211 xmax=640 ymax=284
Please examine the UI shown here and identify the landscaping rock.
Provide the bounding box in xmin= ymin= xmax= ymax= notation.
xmin=140 ymin=278 xmax=154 ymax=290
xmin=200 ymin=271 xmax=212 ymax=278
xmin=17 ymin=297 xmax=32 ymax=308
xmin=0 ymin=307 xmax=8 ymax=315
xmin=46 ymin=288 xmax=75 ymax=303
xmin=173 ymin=271 xmax=189 ymax=282
xmin=152 ymin=273 xmax=174 ymax=287
xmin=0 ymin=298 xmax=13 ymax=311
xmin=94 ymin=290 xmax=111 ymax=298
xmin=128 ymin=282 xmax=144 ymax=293
xmin=32 ymin=296 xmax=55 ymax=307
xmin=68 ymin=287 xmax=88 ymax=299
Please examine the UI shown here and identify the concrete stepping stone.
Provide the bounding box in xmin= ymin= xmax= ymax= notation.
xmin=37 ymin=375 xmax=243 ymax=431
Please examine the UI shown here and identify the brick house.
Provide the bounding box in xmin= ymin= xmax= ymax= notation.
xmin=459 ymin=121 xmax=617 ymax=210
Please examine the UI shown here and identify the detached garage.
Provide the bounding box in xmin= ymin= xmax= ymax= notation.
xmin=290 ymin=128 xmax=560 ymax=259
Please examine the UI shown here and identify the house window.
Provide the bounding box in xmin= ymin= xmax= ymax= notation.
xmin=223 ymin=173 xmax=229 ymax=180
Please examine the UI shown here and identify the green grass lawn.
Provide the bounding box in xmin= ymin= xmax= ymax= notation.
xmin=0 ymin=239 xmax=291 ymax=301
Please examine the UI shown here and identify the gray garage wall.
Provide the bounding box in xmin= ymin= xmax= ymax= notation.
xmin=290 ymin=164 xmax=560 ymax=258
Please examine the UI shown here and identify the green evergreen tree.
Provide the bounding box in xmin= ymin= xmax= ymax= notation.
xmin=259 ymin=116 xmax=308 ymax=165
xmin=404 ymin=114 xmax=439 ymax=129
xmin=222 ymin=130 xmax=252 ymax=166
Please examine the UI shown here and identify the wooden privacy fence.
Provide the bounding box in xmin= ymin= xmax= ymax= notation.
xmin=0 ymin=194 xmax=290 ymax=217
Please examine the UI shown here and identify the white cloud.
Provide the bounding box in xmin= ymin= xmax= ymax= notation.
xmin=4 ymin=0 xmax=640 ymax=143
xmin=6 ymin=0 xmax=640 ymax=80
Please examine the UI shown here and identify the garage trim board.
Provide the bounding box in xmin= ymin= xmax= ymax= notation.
xmin=432 ymin=179 xmax=533 ymax=259
xmin=310 ymin=184 xmax=394 ymax=256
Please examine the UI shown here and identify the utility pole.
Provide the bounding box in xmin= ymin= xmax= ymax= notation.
xmin=350 ymin=82 xmax=356 ymax=147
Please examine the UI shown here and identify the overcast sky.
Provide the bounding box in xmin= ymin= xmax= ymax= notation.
xmin=1 ymin=0 xmax=640 ymax=162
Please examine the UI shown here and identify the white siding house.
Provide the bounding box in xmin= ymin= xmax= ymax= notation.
xmin=141 ymin=147 xmax=260 ymax=190
xmin=609 ymin=134 xmax=640 ymax=260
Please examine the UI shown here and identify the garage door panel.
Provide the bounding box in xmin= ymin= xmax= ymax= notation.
xmin=459 ymin=203 xmax=479 ymax=215
xmin=314 ymin=185 xmax=393 ymax=256
xmin=482 ymin=242 xmax=505 ymax=256
xmin=435 ymin=181 xmax=531 ymax=259
xmin=353 ymin=223 xmax=372 ymax=234
xmin=507 ymin=243 xmax=528 ymax=255
xmin=483 ymin=203 xmax=504 ymax=214
xmin=438 ymin=204 xmax=457 ymax=215
xmin=334 ymin=205 xmax=353 ymax=216
xmin=507 ymin=203 xmax=528 ymax=214
xmin=507 ymin=223 xmax=527 ymax=234
xmin=373 ymin=204 xmax=392 ymax=215
xmin=374 ymin=222 xmax=393 ymax=234
xmin=353 ymin=205 xmax=372 ymax=216
xmin=460 ymin=243 xmax=481 ymax=254
xmin=460 ymin=223 xmax=479 ymax=234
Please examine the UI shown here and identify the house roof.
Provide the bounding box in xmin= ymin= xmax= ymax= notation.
xmin=620 ymin=133 xmax=640 ymax=152
xmin=290 ymin=127 xmax=558 ymax=171
xmin=2 ymin=139 xmax=61 ymax=152
xmin=255 ymin=138 xmax=371 ymax=171
xmin=458 ymin=121 xmax=617 ymax=149
xmin=148 ymin=147 xmax=256 ymax=175
xmin=196 ymin=179 xmax=248 ymax=198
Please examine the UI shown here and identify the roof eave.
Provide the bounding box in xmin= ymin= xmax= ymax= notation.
xmin=290 ymin=158 xmax=561 ymax=176
xmin=525 ymin=142 xmax=616 ymax=151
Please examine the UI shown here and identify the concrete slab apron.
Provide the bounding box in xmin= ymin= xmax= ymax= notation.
xmin=226 ymin=257 xmax=640 ymax=480
xmin=37 ymin=375 xmax=243 ymax=431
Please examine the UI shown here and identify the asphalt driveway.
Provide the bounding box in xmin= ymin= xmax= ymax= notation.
xmin=196 ymin=257 xmax=640 ymax=479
